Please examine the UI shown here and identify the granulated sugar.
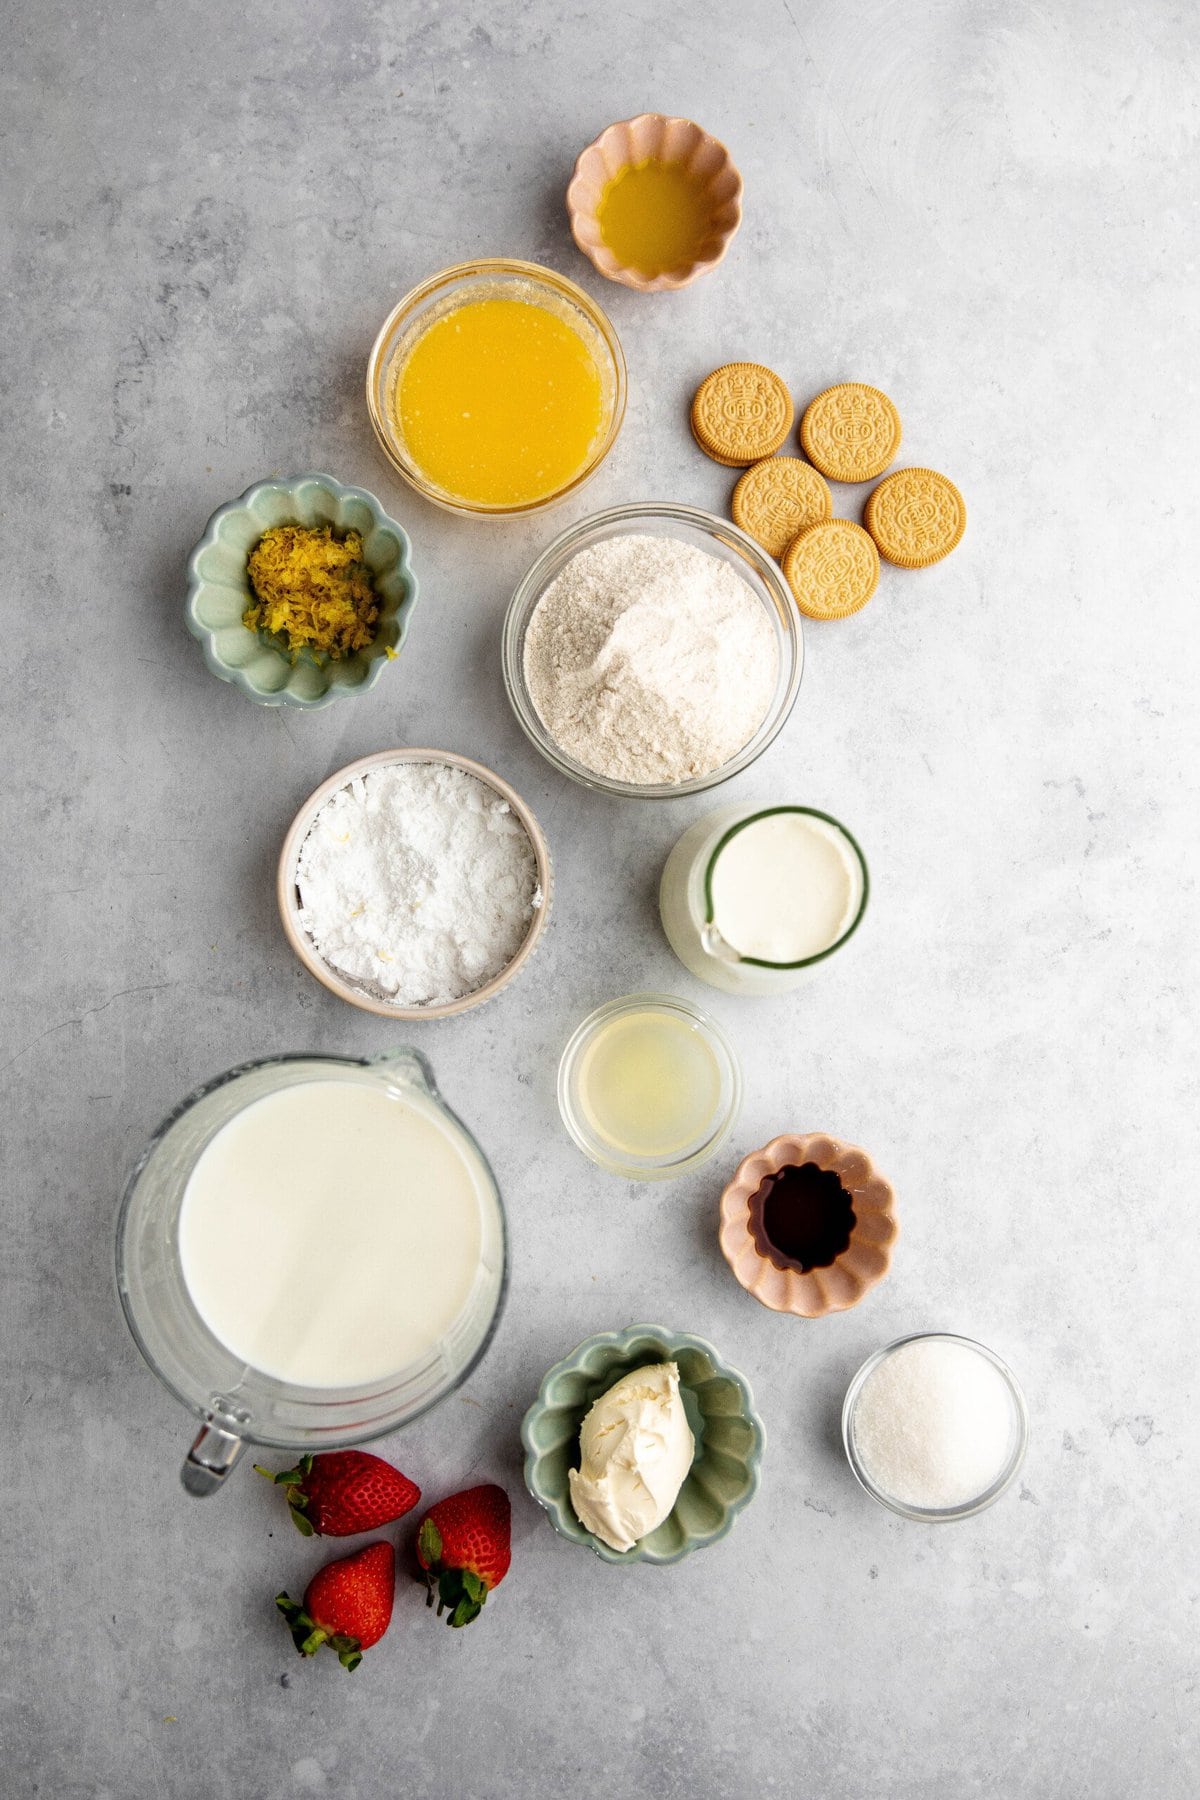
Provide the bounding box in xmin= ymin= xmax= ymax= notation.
xmin=522 ymin=533 xmax=778 ymax=785
xmin=296 ymin=762 xmax=541 ymax=1006
xmin=852 ymin=1337 xmax=1016 ymax=1510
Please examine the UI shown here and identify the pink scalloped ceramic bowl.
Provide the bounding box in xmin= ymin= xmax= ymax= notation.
xmin=566 ymin=113 xmax=743 ymax=293
xmin=718 ymin=1133 xmax=898 ymax=1318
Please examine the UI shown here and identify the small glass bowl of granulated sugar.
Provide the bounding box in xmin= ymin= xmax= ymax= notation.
xmin=502 ymin=503 xmax=804 ymax=798
xmin=842 ymin=1333 xmax=1029 ymax=1522
xmin=277 ymin=749 xmax=552 ymax=1019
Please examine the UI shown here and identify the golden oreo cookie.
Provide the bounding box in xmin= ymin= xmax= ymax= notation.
xmin=800 ymin=383 xmax=901 ymax=483
xmin=782 ymin=519 xmax=880 ymax=620
xmin=691 ymin=363 xmax=794 ymax=467
xmin=865 ymin=467 xmax=966 ymax=567
xmin=731 ymin=457 xmax=833 ymax=559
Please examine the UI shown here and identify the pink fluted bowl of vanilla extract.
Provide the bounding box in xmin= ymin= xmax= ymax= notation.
xmin=718 ymin=1132 xmax=898 ymax=1317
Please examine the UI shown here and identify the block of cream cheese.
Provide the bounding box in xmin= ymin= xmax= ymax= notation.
xmin=568 ymin=1361 xmax=695 ymax=1552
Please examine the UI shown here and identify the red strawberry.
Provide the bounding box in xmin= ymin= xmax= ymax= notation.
xmin=276 ymin=1540 xmax=394 ymax=1672
xmin=415 ymin=1484 xmax=511 ymax=1629
xmin=255 ymin=1451 xmax=420 ymax=1537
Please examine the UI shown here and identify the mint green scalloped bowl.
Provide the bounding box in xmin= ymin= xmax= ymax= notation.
xmin=185 ymin=473 xmax=418 ymax=708
xmin=521 ymin=1323 xmax=765 ymax=1565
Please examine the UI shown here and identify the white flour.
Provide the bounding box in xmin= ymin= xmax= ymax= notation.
xmin=296 ymin=763 xmax=541 ymax=1006
xmin=522 ymin=533 xmax=778 ymax=785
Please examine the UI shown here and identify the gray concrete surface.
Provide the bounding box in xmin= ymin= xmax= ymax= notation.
xmin=2 ymin=2 xmax=1196 ymax=1795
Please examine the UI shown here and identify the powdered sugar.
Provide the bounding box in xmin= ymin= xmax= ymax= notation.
xmin=295 ymin=762 xmax=541 ymax=1006
xmin=522 ymin=533 xmax=778 ymax=785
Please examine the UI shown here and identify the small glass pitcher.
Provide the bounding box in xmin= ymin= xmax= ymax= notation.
xmin=658 ymin=804 xmax=870 ymax=995
xmin=115 ymin=1049 xmax=507 ymax=1496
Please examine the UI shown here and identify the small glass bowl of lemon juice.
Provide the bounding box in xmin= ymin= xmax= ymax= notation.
xmin=557 ymin=994 xmax=742 ymax=1181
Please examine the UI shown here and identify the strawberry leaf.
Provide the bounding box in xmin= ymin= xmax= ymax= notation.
xmin=256 ymin=1456 xmax=310 ymax=1489
xmin=418 ymin=1518 xmax=443 ymax=1568
xmin=275 ymin=1593 xmax=329 ymax=1658
xmin=448 ymin=1592 xmax=484 ymax=1628
xmin=275 ymin=1592 xmax=365 ymax=1664
xmin=434 ymin=1568 xmax=488 ymax=1625
xmin=275 ymin=1591 xmax=303 ymax=1627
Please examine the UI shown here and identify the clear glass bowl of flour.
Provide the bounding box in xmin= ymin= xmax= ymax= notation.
xmin=502 ymin=503 xmax=804 ymax=798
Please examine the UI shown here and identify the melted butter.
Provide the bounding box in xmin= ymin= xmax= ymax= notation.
xmin=392 ymin=296 xmax=607 ymax=507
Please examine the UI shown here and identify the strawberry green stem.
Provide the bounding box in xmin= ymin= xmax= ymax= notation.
xmin=275 ymin=1593 xmax=363 ymax=1669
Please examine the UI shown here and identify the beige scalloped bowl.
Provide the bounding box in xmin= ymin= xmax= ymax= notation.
xmin=277 ymin=748 xmax=553 ymax=1021
xmin=718 ymin=1133 xmax=898 ymax=1317
xmin=567 ymin=114 xmax=743 ymax=293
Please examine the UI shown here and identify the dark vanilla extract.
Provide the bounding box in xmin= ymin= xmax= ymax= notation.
xmin=748 ymin=1161 xmax=856 ymax=1273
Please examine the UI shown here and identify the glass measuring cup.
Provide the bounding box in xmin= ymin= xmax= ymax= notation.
xmin=115 ymin=1049 xmax=507 ymax=1496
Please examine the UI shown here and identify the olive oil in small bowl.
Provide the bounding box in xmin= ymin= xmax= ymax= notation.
xmin=567 ymin=114 xmax=743 ymax=293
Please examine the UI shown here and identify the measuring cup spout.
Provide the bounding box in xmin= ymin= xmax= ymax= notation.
xmin=370 ymin=1047 xmax=437 ymax=1096
xmin=181 ymin=1419 xmax=245 ymax=1496
xmin=700 ymin=923 xmax=742 ymax=966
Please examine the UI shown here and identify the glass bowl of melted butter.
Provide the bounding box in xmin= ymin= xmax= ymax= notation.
xmin=366 ymin=259 xmax=626 ymax=517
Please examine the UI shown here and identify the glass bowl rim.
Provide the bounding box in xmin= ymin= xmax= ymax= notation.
xmin=841 ymin=1331 xmax=1030 ymax=1522
xmin=365 ymin=257 xmax=628 ymax=518
xmin=502 ymin=500 xmax=804 ymax=798
xmin=556 ymin=990 xmax=743 ymax=1180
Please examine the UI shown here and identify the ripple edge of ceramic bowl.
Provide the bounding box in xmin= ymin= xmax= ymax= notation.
xmin=185 ymin=472 xmax=419 ymax=708
xmin=566 ymin=114 xmax=744 ymax=292
xmin=520 ymin=1322 xmax=765 ymax=1565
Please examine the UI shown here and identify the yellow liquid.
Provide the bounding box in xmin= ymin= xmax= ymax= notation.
xmin=575 ymin=1010 xmax=724 ymax=1158
xmin=392 ymin=296 xmax=607 ymax=507
xmin=596 ymin=160 xmax=714 ymax=277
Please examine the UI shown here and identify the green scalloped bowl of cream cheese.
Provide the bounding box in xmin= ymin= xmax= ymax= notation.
xmin=521 ymin=1322 xmax=765 ymax=1565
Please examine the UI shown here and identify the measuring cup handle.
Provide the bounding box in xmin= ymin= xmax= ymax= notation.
xmin=181 ymin=1419 xmax=245 ymax=1496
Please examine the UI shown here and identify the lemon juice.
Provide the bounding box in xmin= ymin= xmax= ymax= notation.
xmin=574 ymin=1006 xmax=725 ymax=1158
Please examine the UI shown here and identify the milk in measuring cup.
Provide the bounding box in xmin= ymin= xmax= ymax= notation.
xmin=178 ymin=1080 xmax=487 ymax=1389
